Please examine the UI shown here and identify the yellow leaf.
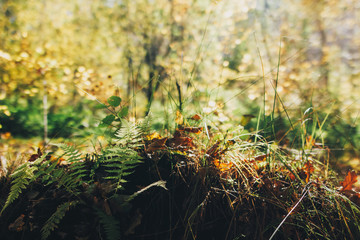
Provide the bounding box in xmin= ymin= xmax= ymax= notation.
xmin=145 ymin=132 xmax=161 ymax=141
xmin=175 ymin=110 xmax=184 ymax=125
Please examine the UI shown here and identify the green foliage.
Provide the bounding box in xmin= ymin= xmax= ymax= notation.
xmin=94 ymin=208 xmax=121 ymax=240
xmin=102 ymin=115 xmax=116 ymax=125
xmin=107 ymin=96 xmax=122 ymax=108
xmin=0 ymin=97 xmax=98 ymax=137
xmin=0 ymin=154 xmax=47 ymax=215
xmin=41 ymin=200 xmax=80 ymax=240
xmin=0 ymin=114 xmax=153 ymax=239
xmin=100 ymin=120 xmax=143 ymax=191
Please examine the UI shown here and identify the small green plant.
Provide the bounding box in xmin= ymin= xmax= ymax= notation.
xmin=0 ymin=103 xmax=153 ymax=239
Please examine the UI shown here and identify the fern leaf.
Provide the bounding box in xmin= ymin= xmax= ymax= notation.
xmin=1 ymin=154 xmax=47 ymax=215
xmin=115 ymin=120 xmax=142 ymax=147
xmin=94 ymin=208 xmax=121 ymax=240
xmin=41 ymin=200 xmax=79 ymax=240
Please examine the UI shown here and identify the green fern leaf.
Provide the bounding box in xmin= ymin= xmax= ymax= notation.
xmin=94 ymin=208 xmax=121 ymax=240
xmin=1 ymin=154 xmax=47 ymax=215
xmin=41 ymin=200 xmax=79 ymax=240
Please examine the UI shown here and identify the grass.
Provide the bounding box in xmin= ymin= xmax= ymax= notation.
xmin=0 ymin=104 xmax=359 ymax=239
xmin=0 ymin=40 xmax=359 ymax=239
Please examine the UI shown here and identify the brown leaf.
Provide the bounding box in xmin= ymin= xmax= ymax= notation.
xmin=166 ymin=136 xmax=194 ymax=149
xmin=206 ymin=141 xmax=221 ymax=160
xmin=28 ymin=148 xmax=42 ymax=162
xmin=8 ymin=214 xmax=25 ymax=232
xmin=190 ymin=114 xmax=202 ymax=121
xmin=254 ymin=154 xmax=268 ymax=161
xmin=340 ymin=171 xmax=358 ymax=192
xmin=182 ymin=126 xmax=203 ymax=134
xmin=146 ymin=138 xmax=168 ymax=152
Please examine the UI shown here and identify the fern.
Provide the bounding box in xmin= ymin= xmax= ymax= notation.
xmin=94 ymin=207 xmax=121 ymax=240
xmin=53 ymin=143 xmax=89 ymax=190
xmin=114 ymin=119 xmax=143 ymax=147
xmin=138 ymin=115 xmax=152 ymax=135
xmin=41 ymin=200 xmax=79 ymax=240
xmin=1 ymin=117 xmax=150 ymax=238
xmin=99 ymin=120 xmax=144 ymax=191
xmin=0 ymin=154 xmax=47 ymax=215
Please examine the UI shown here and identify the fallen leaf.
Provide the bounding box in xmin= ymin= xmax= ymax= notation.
xmin=145 ymin=132 xmax=162 ymax=141
xmin=304 ymin=162 xmax=314 ymax=183
xmin=206 ymin=141 xmax=221 ymax=160
xmin=340 ymin=171 xmax=358 ymax=192
xmin=254 ymin=154 xmax=267 ymax=161
xmin=146 ymin=138 xmax=168 ymax=152
xmin=180 ymin=126 xmax=203 ymax=134
xmin=28 ymin=148 xmax=42 ymax=162
xmin=306 ymin=136 xmax=315 ymax=148
xmin=0 ymin=132 xmax=11 ymax=140
xmin=190 ymin=114 xmax=202 ymax=121
xmin=175 ymin=110 xmax=184 ymax=125
xmin=8 ymin=214 xmax=25 ymax=232
xmin=213 ymin=159 xmax=233 ymax=172
xmin=166 ymin=136 xmax=194 ymax=149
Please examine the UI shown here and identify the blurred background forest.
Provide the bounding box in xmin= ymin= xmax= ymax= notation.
xmin=0 ymin=0 xmax=359 ymax=165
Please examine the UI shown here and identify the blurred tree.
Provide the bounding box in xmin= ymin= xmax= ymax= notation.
xmin=0 ymin=0 xmax=358 ymax=149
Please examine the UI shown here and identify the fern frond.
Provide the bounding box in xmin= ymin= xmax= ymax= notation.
xmin=94 ymin=207 xmax=121 ymax=240
xmin=100 ymin=121 xmax=143 ymax=191
xmin=1 ymin=154 xmax=47 ymax=215
xmin=56 ymin=143 xmax=83 ymax=163
xmin=115 ymin=120 xmax=142 ymax=147
xmin=100 ymin=147 xmax=141 ymax=191
xmin=138 ymin=114 xmax=152 ymax=134
xmin=54 ymin=144 xmax=90 ymax=189
xmin=41 ymin=200 xmax=80 ymax=240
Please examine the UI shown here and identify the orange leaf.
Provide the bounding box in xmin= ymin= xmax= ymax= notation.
xmin=306 ymin=136 xmax=315 ymax=147
xmin=304 ymin=162 xmax=314 ymax=183
xmin=340 ymin=171 xmax=358 ymax=192
xmin=0 ymin=132 xmax=11 ymax=140
xmin=289 ymin=173 xmax=296 ymax=181
xmin=213 ymin=159 xmax=233 ymax=172
xmin=190 ymin=114 xmax=202 ymax=121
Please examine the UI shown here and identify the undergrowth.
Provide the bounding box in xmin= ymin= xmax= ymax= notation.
xmin=0 ymin=95 xmax=359 ymax=239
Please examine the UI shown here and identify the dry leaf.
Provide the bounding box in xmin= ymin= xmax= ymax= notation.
xmin=254 ymin=154 xmax=267 ymax=161
xmin=146 ymin=138 xmax=168 ymax=152
xmin=8 ymin=214 xmax=25 ymax=232
xmin=190 ymin=114 xmax=202 ymax=121
xmin=213 ymin=159 xmax=233 ymax=172
xmin=304 ymin=162 xmax=314 ymax=183
xmin=181 ymin=126 xmax=203 ymax=134
xmin=145 ymin=132 xmax=162 ymax=141
xmin=175 ymin=110 xmax=184 ymax=125
xmin=340 ymin=170 xmax=358 ymax=192
xmin=206 ymin=141 xmax=221 ymax=160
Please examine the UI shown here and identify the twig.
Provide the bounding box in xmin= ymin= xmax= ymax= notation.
xmin=269 ymin=181 xmax=314 ymax=240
